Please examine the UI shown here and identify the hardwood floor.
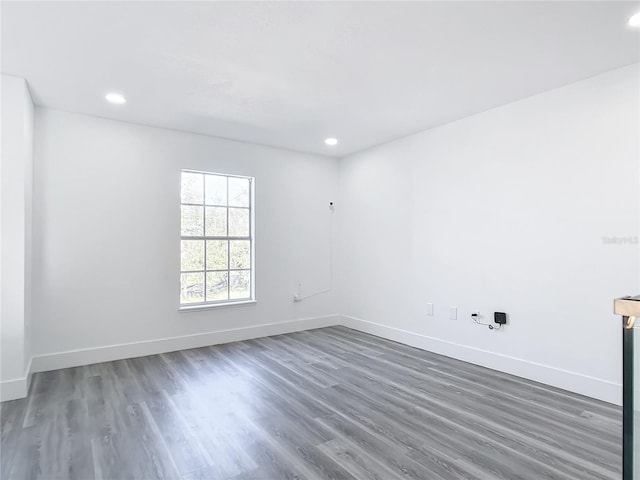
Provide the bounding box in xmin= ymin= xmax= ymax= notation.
xmin=1 ymin=326 xmax=621 ymax=479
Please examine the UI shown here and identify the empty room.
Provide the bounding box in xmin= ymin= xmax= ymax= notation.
xmin=1 ymin=1 xmax=639 ymax=479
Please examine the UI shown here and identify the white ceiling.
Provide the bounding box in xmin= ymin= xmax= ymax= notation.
xmin=2 ymin=1 xmax=639 ymax=157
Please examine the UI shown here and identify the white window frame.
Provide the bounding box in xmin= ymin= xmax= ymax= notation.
xmin=179 ymin=169 xmax=255 ymax=310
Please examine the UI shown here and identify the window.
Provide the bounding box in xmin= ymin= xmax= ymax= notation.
xmin=180 ymin=170 xmax=254 ymax=307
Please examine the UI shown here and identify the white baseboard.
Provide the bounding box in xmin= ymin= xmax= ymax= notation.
xmin=1 ymin=377 xmax=28 ymax=402
xmin=1 ymin=357 xmax=32 ymax=402
xmin=5 ymin=313 xmax=620 ymax=406
xmin=30 ymin=314 xmax=340 ymax=375
xmin=340 ymin=315 xmax=622 ymax=406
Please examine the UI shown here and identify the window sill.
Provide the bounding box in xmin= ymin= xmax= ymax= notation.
xmin=179 ymin=300 xmax=256 ymax=312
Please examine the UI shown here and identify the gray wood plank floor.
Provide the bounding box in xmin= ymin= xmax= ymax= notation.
xmin=1 ymin=326 xmax=621 ymax=480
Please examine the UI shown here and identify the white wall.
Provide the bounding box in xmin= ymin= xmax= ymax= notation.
xmin=31 ymin=109 xmax=339 ymax=366
xmin=0 ymin=74 xmax=34 ymax=400
xmin=337 ymin=63 xmax=640 ymax=405
xmin=15 ymin=64 xmax=640 ymax=405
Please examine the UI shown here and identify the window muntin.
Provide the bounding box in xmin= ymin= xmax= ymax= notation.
xmin=180 ymin=170 xmax=253 ymax=306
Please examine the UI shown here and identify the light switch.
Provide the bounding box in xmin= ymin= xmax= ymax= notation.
xmin=426 ymin=303 xmax=434 ymax=316
xmin=450 ymin=306 xmax=457 ymax=320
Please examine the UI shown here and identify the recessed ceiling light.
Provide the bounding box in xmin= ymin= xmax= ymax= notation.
xmin=629 ymin=12 xmax=640 ymax=28
xmin=325 ymin=137 xmax=338 ymax=146
xmin=105 ymin=93 xmax=126 ymax=105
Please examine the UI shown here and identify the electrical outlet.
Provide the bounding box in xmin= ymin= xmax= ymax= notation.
xmin=450 ymin=306 xmax=457 ymax=320
xmin=426 ymin=303 xmax=434 ymax=316
xmin=293 ymin=283 xmax=302 ymax=302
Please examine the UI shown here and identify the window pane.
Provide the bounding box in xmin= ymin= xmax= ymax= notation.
xmin=230 ymin=270 xmax=250 ymax=299
xmin=205 ymin=175 xmax=227 ymax=206
xmin=206 ymin=271 xmax=229 ymax=302
xmin=181 ymin=205 xmax=204 ymax=236
xmin=205 ymin=207 xmax=227 ymax=236
xmin=206 ymin=240 xmax=228 ymax=270
xmin=228 ymin=208 xmax=249 ymax=237
xmin=228 ymin=177 xmax=249 ymax=207
xmin=180 ymin=173 xmax=253 ymax=307
xmin=181 ymin=240 xmax=204 ymax=271
xmin=181 ymin=172 xmax=203 ymax=204
xmin=229 ymin=240 xmax=250 ymax=269
xmin=181 ymin=273 xmax=204 ymax=303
